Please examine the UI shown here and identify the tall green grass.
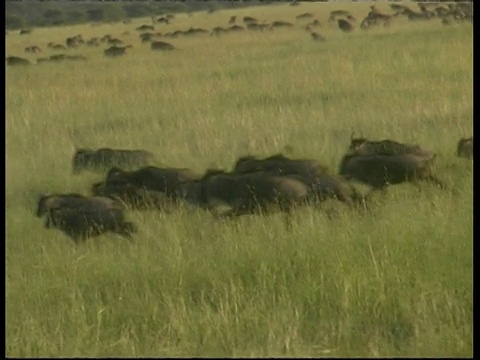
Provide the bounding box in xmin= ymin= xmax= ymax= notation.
xmin=6 ymin=2 xmax=473 ymax=357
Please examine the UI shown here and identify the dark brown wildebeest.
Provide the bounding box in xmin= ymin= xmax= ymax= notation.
xmin=25 ymin=45 xmax=41 ymax=53
xmin=66 ymin=35 xmax=84 ymax=48
xmin=339 ymin=138 xmax=444 ymax=189
xmin=72 ymin=148 xmax=155 ymax=174
xmin=100 ymin=34 xmax=112 ymax=43
xmin=104 ymin=45 xmax=131 ymax=57
xmin=457 ymin=137 xmax=473 ymax=160
xmin=91 ymin=182 xmax=171 ymax=210
xmin=36 ymin=193 xmax=137 ymax=242
xmin=338 ymin=19 xmax=354 ymax=32
xmin=310 ymin=32 xmax=327 ymax=42
xmin=186 ymin=169 xmax=312 ymax=217
xmin=6 ymin=56 xmax=30 ymax=66
xmin=136 ymin=24 xmax=155 ymax=32
xmin=347 ymin=136 xmax=425 ymax=156
xmin=232 ymin=154 xmax=366 ymax=207
xmin=86 ymin=38 xmax=99 ymax=46
xmin=233 ymin=153 xmax=328 ymax=177
xmin=105 ymin=166 xmax=201 ymax=198
xmin=229 ymin=16 xmax=237 ymax=25
xmin=154 ymin=16 xmax=170 ymax=24
xmin=150 ymin=41 xmax=175 ymax=51
xmin=19 ymin=28 xmax=32 ymax=35
xmin=140 ymin=32 xmax=155 ymax=42
xmin=270 ymin=21 xmax=294 ymax=29
xmin=243 ymin=16 xmax=258 ymax=25
xmin=107 ymin=38 xmax=124 ymax=46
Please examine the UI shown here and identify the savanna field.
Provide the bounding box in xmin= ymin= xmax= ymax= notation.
xmin=6 ymin=2 xmax=473 ymax=357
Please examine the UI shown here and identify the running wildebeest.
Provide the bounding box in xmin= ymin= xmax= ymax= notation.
xmin=228 ymin=16 xmax=237 ymax=25
xmin=233 ymin=154 xmax=366 ymax=208
xmin=36 ymin=193 xmax=137 ymax=242
xmin=233 ymin=153 xmax=328 ymax=178
xmin=339 ymin=137 xmax=445 ymax=189
xmin=186 ymin=169 xmax=312 ymax=217
xmin=150 ymin=41 xmax=175 ymax=51
xmin=348 ymin=136 xmax=425 ymax=156
xmin=310 ymin=32 xmax=327 ymax=42
xmin=243 ymin=16 xmax=258 ymax=25
xmin=105 ymin=166 xmax=201 ymax=198
xmin=136 ymin=24 xmax=155 ymax=32
xmin=6 ymin=56 xmax=30 ymax=66
xmin=91 ymin=182 xmax=172 ymax=210
xmin=338 ymin=19 xmax=354 ymax=32
xmin=270 ymin=21 xmax=294 ymax=29
xmin=104 ymin=45 xmax=131 ymax=57
xmin=457 ymin=137 xmax=473 ymax=160
xmin=72 ymin=148 xmax=155 ymax=174
xmin=25 ymin=45 xmax=41 ymax=53
xmin=66 ymin=35 xmax=83 ymax=48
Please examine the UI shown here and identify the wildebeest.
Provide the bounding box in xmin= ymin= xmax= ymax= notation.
xmin=347 ymin=137 xmax=425 ymax=156
xmin=25 ymin=45 xmax=41 ymax=53
xmin=91 ymin=182 xmax=171 ymax=210
xmin=233 ymin=153 xmax=328 ymax=178
xmin=337 ymin=19 xmax=354 ymax=32
xmin=36 ymin=193 xmax=136 ymax=242
xmin=270 ymin=21 xmax=294 ymax=29
xmin=310 ymin=32 xmax=327 ymax=42
xmin=339 ymin=138 xmax=444 ymax=189
xmin=72 ymin=148 xmax=155 ymax=174
xmin=104 ymin=45 xmax=131 ymax=57
xmin=233 ymin=154 xmax=366 ymax=208
xmin=6 ymin=56 xmax=30 ymax=66
xmin=457 ymin=137 xmax=473 ymax=159
xmin=19 ymin=28 xmax=32 ymax=35
xmin=105 ymin=166 xmax=201 ymax=198
xmin=150 ymin=41 xmax=175 ymax=51
xmin=228 ymin=16 xmax=237 ymax=25
xmin=66 ymin=35 xmax=83 ymax=48
xmin=136 ymin=24 xmax=155 ymax=32
xmin=243 ymin=16 xmax=258 ymax=25
xmin=187 ymin=169 xmax=312 ymax=217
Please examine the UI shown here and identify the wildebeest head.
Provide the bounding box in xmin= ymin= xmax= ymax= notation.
xmin=36 ymin=193 xmax=87 ymax=217
xmin=457 ymin=137 xmax=473 ymax=159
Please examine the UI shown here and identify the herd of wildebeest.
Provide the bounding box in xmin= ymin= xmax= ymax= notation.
xmin=35 ymin=135 xmax=473 ymax=243
xmin=6 ymin=2 xmax=473 ymax=66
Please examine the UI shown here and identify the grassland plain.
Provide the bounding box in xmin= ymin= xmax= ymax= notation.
xmin=6 ymin=2 xmax=473 ymax=358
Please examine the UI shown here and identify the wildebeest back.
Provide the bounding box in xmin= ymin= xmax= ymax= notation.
xmin=72 ymin=148 xmax=155 ymax=173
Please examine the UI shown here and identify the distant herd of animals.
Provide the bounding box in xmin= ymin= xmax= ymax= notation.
xmin=36 ymin=136 xmax=473 ymax=243
xmin=6 ymin=2 xmax=473 ymax=66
